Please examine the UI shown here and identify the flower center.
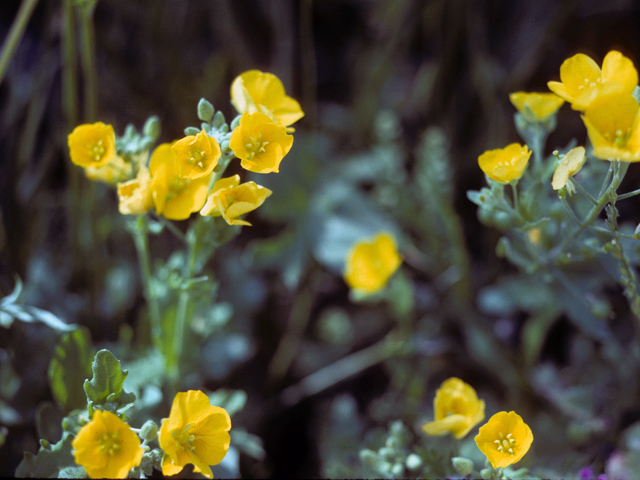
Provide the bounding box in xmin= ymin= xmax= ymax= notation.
xmin=494 ymin=431 xmax=516 ymax=455
xmin=98 ymin=431 xmax=121 ymax=456
xmin=577 ymin=77 xmax=601 ymax=91
xmin=245 ymin=134 xmax=269 ymax=160
xmin=87 ymin=140 xmax=106 ymax=163
xmin=604 ymin=128 xmax=631 ymax=148
xmin=172 ymin=424 xmax=197 ymax=454
xmin=188 ymin=148 xmax=209 ymax=170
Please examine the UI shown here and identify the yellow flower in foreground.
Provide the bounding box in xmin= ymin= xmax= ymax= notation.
xmin=478 ymin=143 xmax=531 ymax=183
xmin=171 ymin=130 xmax=221 ymax=179
xmin=200 ymin=175 xmax=272 ymax=226
xmin=150 ymin=143 xmax=211 ymax=220
xmin=231 ymin=70 xmax=304 ymax=128
xmin=344 ymin=232 xmax=402 ymax=295
xmin=474 ymin=411 xmax=533 ymax=469
xmin=551 ymin=146 xmax=587 ymax=190
xmin=72 ymin=410 xmax=144 ymax=479
xmin=229 ymin=112 xmax=294 ymax=173
xmin=548 ymin=50 xmax=638 ymax=111
xmin=582 ymin=92 xmax=640 ymax=161
xmin=421 ymin=377 xmax=485 ymax=439
xmin=509 ymin=92 xmax=564 ymax=122
xmin=68 ymin=122 xmax=117 ymax=168
xmin=117 ymin=165 xmax=153 ymax=215
xmin=85 ymin=155 xmax=133 ymax=184
xmin=159 ymin=390 xmax=231 ymax=480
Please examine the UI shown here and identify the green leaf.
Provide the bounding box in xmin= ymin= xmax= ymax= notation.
xmin=15 ymin=432 xmax=80 ymax=478
xmin=48 ymin=327 xmax=94 ymax=412
xmin=84 ymin=350 xmax=136 ymax=416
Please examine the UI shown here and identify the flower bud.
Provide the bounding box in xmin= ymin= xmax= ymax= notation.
xmin=452 ymin=456 xmax=474 ymax=475
xmin=405 ymin=453 xmax=423 ymax=470
xmin=359 ymin=449 xmax=379 ymax=469
xmin=481 ymin=468 xmax=493 ymax=480
xmin=213 ymin=111 xmax=226 ymax=128
xmin=143 ymin=115 xmax=161 ymax=140
xmin=197 ymin=98 xmax=215 ymax=122
xmin=140 ymin=420 xmax=158 ymax=441
xmin=390 ymin=462 xmax=404 ymax=477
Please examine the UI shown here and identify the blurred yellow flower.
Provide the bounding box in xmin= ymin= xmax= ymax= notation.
xmin=548 ymin=51 xmax=638 ymax=111
xmin=582 ymin=92 xmax=640 ymax=161
xmin=159 ymin=390 xmax=231 ymax=480
xmin=474 ymin=411 xmax=533 ymax=469
xmin=344 ymin=232 xmax=402 ymax=295
xmin=229 ymin=112 xmax=294 ymax=173
xmin=149 ymin=143 xmax=211 ymax=220
xmin=117 ymin=166 xmax=153 ymax=215
xmin=68 ymin=122 xmax=117 ymax=168
xmin=231 ymin=70 xmax=304 ymax=128
xmin=509 ymin=92 xmax=564 ymax=122
xmin=171 ymin=130 xmax=221 ymax=179
xmin=478 ymin=143 xmax=531 ymax=183
xmin=200 ymin=174 xmax=272 ymax=226
xmin=72 ymin=409 xmax=144 ymax=479
xmin=551 ymin=146 xmax=587 ymax=190
xmin=85 ymin=155 xmax=132 ymax=185
xmin=421 ymin=377 xmax=485 ymax=439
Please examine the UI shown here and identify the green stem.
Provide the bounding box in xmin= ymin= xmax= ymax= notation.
xmin=510 ymin=182 xmax=519 ymax=213
xmin=131 ymin=217 xmax=162 ymax=348
xmin=570 ymin=179 xmax=597 ymax=205
xmin=0 ymin=0 xmax=39 ymax=86
xmin=617 ymin=188 xmax=640 ymax=201
xmin=560 ymin=196 xmax=582 ymax=226
xmin=77 ymin=0 xmax=98 ymax=121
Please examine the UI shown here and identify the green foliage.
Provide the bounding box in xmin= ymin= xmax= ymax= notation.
xmin=83 ymin=349 xmax=136 ymax=416
xmin=48 ymin=327 xmax=94 ymax=412
xmin=15 ymin=432 xmax=81 ymax=478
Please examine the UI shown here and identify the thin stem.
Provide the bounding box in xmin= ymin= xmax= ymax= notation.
xmin=510 ymin=182 xmax=519 ymax=213
xmin=598 ymin=162 xmax=615 ymax=199
xmin=131 ymin=217 xmax=162 ymax=348
xmin=78 ymin=0 xmax=98 ymax=121
xmin=150 ymin=213 xmax=187 ymax=244
xmin=560 ymin=196 xmax=582 ymax=226
xmin=617 ymin=188 xmax=640 ymax=201
xmin=570 ymin=179 xmax=597 ymax=205
xmin=0 ymin=0 xmax=39 ymax=86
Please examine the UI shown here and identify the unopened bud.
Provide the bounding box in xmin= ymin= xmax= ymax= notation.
xmin=481 ymin=468 xmax=493 ymax=480
xmin=405 ymin=453 xmax=423 ymax=470
xmin=452 ymin=456 xmax=474 ymax=475
xmin=140 ymin=420 xmax=158 ymax=441
xmin=359 ymin=449 xmax=379 ymax=469
xmin=197 ymin=98 xmax=215 ymax=122
xmin=143 ymin=116 xmax=161 ymax=140
xmin=213 ymin=111 xmax=226 ymax=128
xmin=390 ymin=462 xmax=404 ymax=477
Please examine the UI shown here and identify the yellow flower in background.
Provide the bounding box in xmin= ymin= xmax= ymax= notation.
xmin=200 ymin=175 xmax=272 ymax=226
xmin=68 ymin=122 xmax=117 ymax=168
xmin=117 ymin=166 xmax=153 ymax=215
xmin=72 ymin=409 xmax=144 ymax=479
xmin=548 ymin=50 xmax=638 ymax=111
xmin=509 ymin=92 xmax=564 ymax=122
xmin=231 ymin=70 xmax=304 ymax=128
xmin=159 ymin=390 xmax=231 ymax=480
xmin=421 ymin=377 xmax=485 ymax=439
xmin=85 ymin=155 xmax=133 ymax=185
xmin=474 ymin=411 xmax=533 ymax=469
xmin=582 ymin=92 xmax=640 ymax=161
xmin=344 ymin=232 xmax=402 ymax=295
xmin=478 ymin=143 xmax=531 ymax=183
xmin=171 ymin=130 xmax=221 ymax=179
xmin=149 ymin=143 xmax=211 ymax=220
xmin=229 ymin=112 xmax=294 ymax=174
xmin=551 ymin=146 xmax=587 ymax=190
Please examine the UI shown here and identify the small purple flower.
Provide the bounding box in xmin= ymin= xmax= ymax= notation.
xmin=579 ymin=467 xmax=594 ymax=480
xmin=597 ymin=475 xmax=607 ymax=480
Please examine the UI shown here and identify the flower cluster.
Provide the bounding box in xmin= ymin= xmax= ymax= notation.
xmin=67 ymin=70 xmax=303 ymax=226
xmin=72 ymin=390 xmax=231 ymax=479
xmin=422 ymin=378 xmax=533 ymax=471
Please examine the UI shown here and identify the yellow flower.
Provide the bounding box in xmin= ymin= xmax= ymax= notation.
xmin=548 ymin=50 xmax=638 ymax=111
xmin=117 ymin=166 xmax=153 ymax=215
xmin=478 ymin=143 xmax=531 ymax=183
xmin=509 ymin=92 xmax=564 ymax=122
xmin=68 ymin=122 xmax=117 ymax=168
xmin=200 ymin=175 xmax=272 ymax=226
xmin=474 ymin=411 xmax=533 ymax=469
xmin=582 ymin=92 xmax=640 ymax=161
xmin=421 ymin=377 xmax=485 ymax=439
xmin=149 ymin=143 xmax=211 ymax=220
xmin=551 ymin=146 xmax=587 ymax=190
xmin=159 ymin=390 xmax=231 ymax=480
xmin=229 ymin=112 xmax=294 ymax=173
xmin=171 ymin=130 xmax=221 ymax=179
xmin=230 ymin=70 xmax=304 ymax=128
xmin=344 ymin=232 xmax=402 ymax=295
xmin=85 ymin=155 xmax=133 ymax=184
xmin=72 ymin=409 xmax=144 ymax=479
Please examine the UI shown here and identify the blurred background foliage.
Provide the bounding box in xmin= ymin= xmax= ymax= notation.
xmin=3 ymin=0 xmax=640 ymax=477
